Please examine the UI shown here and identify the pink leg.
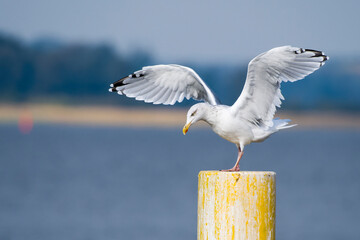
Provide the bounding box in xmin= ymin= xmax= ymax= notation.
xmin=221 ymin=145 xmax=243 ymax=172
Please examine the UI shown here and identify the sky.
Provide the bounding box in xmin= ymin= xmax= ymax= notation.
xmin=0 ymin=0 xmax=359 ymax=64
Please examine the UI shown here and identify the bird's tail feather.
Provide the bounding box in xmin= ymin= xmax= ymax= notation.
xmin=252 ymin=118 xmax=296 ymax=142
xmin=272 ymin=118 xmax=297 ymax=130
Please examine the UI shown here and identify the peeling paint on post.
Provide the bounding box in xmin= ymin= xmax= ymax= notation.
xmin=197 ymin=171 xmax=276 ymax=240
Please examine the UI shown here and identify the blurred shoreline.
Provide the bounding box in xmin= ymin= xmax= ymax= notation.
xmin=0 ymin=103 xmax=360 ymax=128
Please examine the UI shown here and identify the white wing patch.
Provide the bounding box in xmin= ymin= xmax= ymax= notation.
xmin=231 ymin=46 xmax=328 ymax=127
xmin=109 ymin=64 xmax=220 ymax=105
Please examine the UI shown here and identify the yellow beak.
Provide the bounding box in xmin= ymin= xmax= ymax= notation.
xmin=183 ymin=122 xmax=192 ymax=135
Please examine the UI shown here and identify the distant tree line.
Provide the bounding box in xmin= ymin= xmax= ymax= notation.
xmin=0 ymin=33 xmax=153 ymax=105
xmin=0 ymin=32 xmax=360 ymax=110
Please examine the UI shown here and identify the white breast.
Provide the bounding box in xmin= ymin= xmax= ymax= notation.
xmin=210 ymin=106 xmax=254 ymax=145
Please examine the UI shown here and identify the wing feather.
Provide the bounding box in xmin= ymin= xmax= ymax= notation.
xmin=152 ymin=87 xmax=169 ymax=104
xmin=144 ymin=86 xmax=162 ymax=103
xmin=178 ymin=91 xmax=185 ymax=103
xmin=134 ymin=83 xmax=157 ymax=99
xmin=162 ymin=89 xmax=174 ymax=105
xmin=168 ymin=91 xmax=178 ymax=105
xmin=231 ymin=46 xmax=328 ymax=126
xmin=110 ymin=64 xmax=220 ymax=105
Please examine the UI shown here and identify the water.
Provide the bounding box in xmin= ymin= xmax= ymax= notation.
xmin=0 ymin=124 xmax=359 ymax=240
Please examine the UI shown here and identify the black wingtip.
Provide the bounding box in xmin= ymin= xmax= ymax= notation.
xmin=109 ymin=87 xmax=117 ymax=92
xmin=294 ymin=48 xmax=305 ymax=54
xmin=111 ymin=76 xmax=129 ymax=88
xmin=110 ymin=72 xmax=145 ymax=89
xmin=304 ymin=49 xmax=325 ymax=58
xmin=295 ymin=48 xmax=329 ymax=62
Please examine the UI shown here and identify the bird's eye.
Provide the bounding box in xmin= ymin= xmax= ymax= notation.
xmin=191 ymin=110 xmax=197 ymax=117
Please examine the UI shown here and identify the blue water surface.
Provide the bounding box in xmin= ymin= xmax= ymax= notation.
xmin=0 ymin=124 xmax=359 ymax=240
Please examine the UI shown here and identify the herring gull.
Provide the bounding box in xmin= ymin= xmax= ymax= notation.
xmin=109 ymin=46 xmax=328 ymax=171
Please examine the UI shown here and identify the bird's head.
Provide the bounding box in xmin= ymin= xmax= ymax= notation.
xmin=183 ymin=103 xmax=207 ymax=135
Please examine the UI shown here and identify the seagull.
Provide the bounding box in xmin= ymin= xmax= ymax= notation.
xmin=109 ymin=46 xmax=328 ymax=171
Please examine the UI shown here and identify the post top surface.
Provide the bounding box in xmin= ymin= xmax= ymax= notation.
xmin=199 ymin=170 xmax=276 ymax=176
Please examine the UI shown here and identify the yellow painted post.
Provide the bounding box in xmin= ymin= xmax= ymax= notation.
xmin=197 ymin=171 xmax=276 ymax=240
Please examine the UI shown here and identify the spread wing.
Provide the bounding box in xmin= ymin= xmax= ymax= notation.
xmin=109 ymin=64 xmax=220 ymax=105
xmin=231 ymin=46 xmax=328 ymax=126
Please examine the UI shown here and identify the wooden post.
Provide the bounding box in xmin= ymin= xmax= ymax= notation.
xmin=197 ymin=171 xmax=276 ymax=240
